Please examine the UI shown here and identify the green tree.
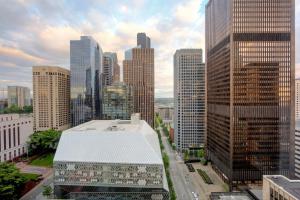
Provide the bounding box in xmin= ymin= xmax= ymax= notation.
xmin=162 ymin=152 xmax=169 ymax=169
xmin=22 ymin=105 xmax=33 ymax=113
xmin=197 ymin=149 xmax=205 ymax=158
xmin=184 ymin=150 xmax=189 ymax=161
xmin=28 ymin=129 xmax=62 ymax=155
xmin=0 ymin=163 xmax=26 ymax=200
xmin=42 ymin=185 xmax=53 ymax=198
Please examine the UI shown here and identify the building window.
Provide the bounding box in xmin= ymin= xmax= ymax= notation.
xmin=8 ymin=128 xmax=11 ymax=148
xmin=17 ymin=127 xmax=20 ymax=146
xmin=13 ymin=128 xmax=16 ymax=147
xmin=3 ymin=129 xmax=6 ymax=150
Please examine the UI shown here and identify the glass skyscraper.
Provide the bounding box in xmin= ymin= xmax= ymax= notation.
xmin=102 ymin=82 xmax=134 ymax=120
xmin=70 ymin=36 xmax=103 ymax=126
xmin=206 ymin=0 xmax=295 ymax=187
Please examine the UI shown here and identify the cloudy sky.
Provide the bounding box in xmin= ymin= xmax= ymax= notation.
xmin=0 ymin=0 xmax=299 ymax=98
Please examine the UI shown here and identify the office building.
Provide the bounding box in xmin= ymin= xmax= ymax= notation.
xmin=296 ymin=78 xmax=300 ymax=119
xmin=53 ymin=118 xmax=169 ymax=199
xmin=137 ymin=32 xmax=151 ymax=48
xmin=70 ymin=36 xmax=103 ymax=126
xmin=263 ymin=175 xmax=300 ymax=200
xmin=155 ymin=106 xmax=174 ymax=122
xmin=123 ymin=33 xmax=154 ymax=126
xmin=0 ymin=114 xmax=33 ymax=162
xmin=206 ymin=0 xmax=295 ymax=186
xmin=103 ymin=82 xmax=134 ymax=120
xmin=0 ymin=99 xmax=7 ymax=111
xmin=295 ymin=120 xmax=300 ymax=178
xmin=174 ymin=49 xmax=205 ymax=151
xmin=33 ymin=66 xmax=70 ymax=131
xmin=103 ymin=52 xmax=120 ymax=86
xmin=7 ymin=86 xmax=30 ymax=108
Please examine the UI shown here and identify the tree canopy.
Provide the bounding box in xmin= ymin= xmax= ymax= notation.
xmin=0 ymin=163 xmax=26 ymax=200
xmin=0 ymin=105 xmax=33 ymax=114
xmin=27 ymin=129 xmax=62 ymax=155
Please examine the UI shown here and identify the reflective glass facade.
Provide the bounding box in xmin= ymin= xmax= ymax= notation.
xmin=70 ymin=36 xmax=103 ymax=126
xmin=103 ymin=82 xmax=134 ymax=120
xmin=206 ymin=0 xmax=295 ymax=186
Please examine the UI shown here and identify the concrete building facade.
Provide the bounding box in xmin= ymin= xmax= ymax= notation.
xmin=123 ymin=33 xmax=154 ymax=127
xmin=7 ymin=86 xmax=31 ymax=108
xmin=296 ymin=78 xmax=300 ymax=119
xmin=174 ymin=49 xmax=205 ymax=152
xmin=103 ymin=52 xmax=120 ymax=86
xmin=0 ymin=114 xmax=33 ymax=162
xmin=33 ymin=66 xmax=70 ymax=132
xmin=263 ymin=175 xmax=300 ymax=200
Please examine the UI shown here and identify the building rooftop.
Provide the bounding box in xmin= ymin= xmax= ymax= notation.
xmin=54 ymin=120 xmax=163 ymax=165
xmin=265 ymin=175 xmax=300 ymax=199
xmin=210 ymin=192 xmax=255 ymax=200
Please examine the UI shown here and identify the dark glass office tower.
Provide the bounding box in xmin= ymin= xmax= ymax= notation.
xmin=70 ymin=36 xmax=103 ymax=126
xmin=206 ymin=0 xmax=295 ymax=187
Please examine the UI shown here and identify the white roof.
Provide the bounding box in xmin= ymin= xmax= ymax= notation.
xmin=54 ymin=120 xmax=163 ymax=165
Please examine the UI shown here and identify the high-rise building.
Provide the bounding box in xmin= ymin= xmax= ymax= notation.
xmin=123 ymin=33 xmax=154 ymax=127
xmin=137 ymin=32 xmax=151 ymax=48
xmin=206 ymin=0 xmax=295 ymax=186
xmin=103 ymin=82 xmax=134 ymax=120
xmin=70 ymin=36 xmax=103 ymax=126
xmin=174 ymin=49 xmax=205 ymax=152
xmin=33 ymin=66 xmax=70 ymax=132
xmin=296 ymin=79 xmax=300 ymax=119
xmin=7 ymin=86 xmax=31 ymax=108
xmin=103 ymin=52 xmax=120 ymax=86
xmin=0 ymin=114 xmax=33 ymax=162
xmin=53 ymin=118 xmax=169 ymax=199
xmin=295 ymin=120 xmax=300 ymax=178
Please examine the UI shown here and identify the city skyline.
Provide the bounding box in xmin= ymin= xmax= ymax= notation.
xmin=1 ymin=0 xmax=299 ymax=98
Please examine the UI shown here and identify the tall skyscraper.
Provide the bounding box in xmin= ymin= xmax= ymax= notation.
xmin=103 ymin=82 xmax=134 ymax=120
xmin=7 ymin=86 xmax=30 ymax=108
xmin=296 ymin=78 xmax=300 ymax=119
xmin=206 ymin=0 xmax=295 ymax=187
xmin=174 ymin=49 xmax=205 ymax=152
xmin=32 ymin=66 xmax=70 ymax=132
xmin=123 ymin=33 xmax=154 ymax=126
xmin=137 ymin=33 xmax=151 ymax=48
xmin=103 ymin=52 xmax=120 ymax=86
xmin=70 ymin=36 xmax=103 ymax=126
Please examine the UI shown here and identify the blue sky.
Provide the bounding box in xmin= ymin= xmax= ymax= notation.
xmin=0 ymin=0 xmax=299 ymax=98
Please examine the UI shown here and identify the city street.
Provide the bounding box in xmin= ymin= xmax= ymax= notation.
xmin=161 ymin=134 xmax=205 ymax=200
xmin=20 ymin=171 xmax=53 ymax=200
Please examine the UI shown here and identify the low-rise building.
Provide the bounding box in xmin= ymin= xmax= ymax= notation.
xmin=263 ymin=175 xmax=300 ymax=200
xmin=210 ymin=192 xmax=256 ymax=200
xmin=0 ymin=114 xmax=33 ymax=162
xmin=53 ymin=116 xmax=169 ymax=199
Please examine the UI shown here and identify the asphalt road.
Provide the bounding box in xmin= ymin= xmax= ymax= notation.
xmin=161 ymin=133 xmax=205 ymax=200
